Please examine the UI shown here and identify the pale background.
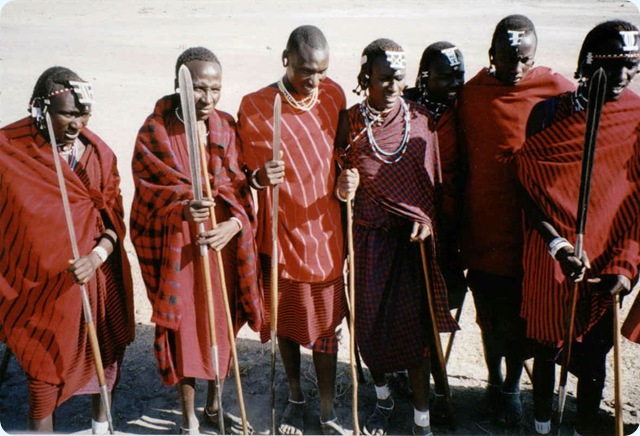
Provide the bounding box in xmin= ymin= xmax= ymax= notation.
xmin=1 ymin=1 xmax=640 ymax=435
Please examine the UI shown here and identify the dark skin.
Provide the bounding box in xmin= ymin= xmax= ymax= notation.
xmin=29 ymin=90 xmax=117 ymax=432
xmin=422 ymin=52 xmax=465 ymax=105
xmin=175 ymin=59 xmax=248 ymax=433
xmin=490 ymin=31 xmax=537 ymax=86
xmin=250 ymin=41 xmax=339 ymax=435
xmin=336 ymin=55 xmax=433 ymax=435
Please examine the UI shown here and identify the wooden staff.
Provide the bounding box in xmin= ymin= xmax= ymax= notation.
xmin=45 ymin=112 xmax=114 ymax=434
xmin=444 ymin=294 xmax=464 ymax=365
xmin=271 ymin=93 xmax=282 ymax=436
xmin=178 ymin=65 xmax=224 ymax=434
xmin=613 ymin=293 xmax=623 ymax=436
xmin=346 ymin=197 xmax=360 ymax=434
xmin=557 ymin=68 xmax=607 ymax=426
xmin=420 ymin=241 xmax=450 ymax=401
xmin=197 ymin=122 xmax=249 ymax=435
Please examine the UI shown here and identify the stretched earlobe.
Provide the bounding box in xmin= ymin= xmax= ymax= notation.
xmin=283 ymin=57 xmax=289 ymax=67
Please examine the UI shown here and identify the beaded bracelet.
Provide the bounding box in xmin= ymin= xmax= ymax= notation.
xmin=548 ymin=237 xmax=573 ymax=260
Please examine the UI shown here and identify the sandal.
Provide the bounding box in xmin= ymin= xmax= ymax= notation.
xmin=278 ymin=399 xmax=306 ymax=435
xmin=320 ymin=416 xmax=348 ymax=435
xmin=179 ymin=426 xmax=200 ymax=435
xmin=363 ymin=398 xmax=394 ymax=436
xmin=412 ymin=424 xmax=433 ymax=436
xmin=502 ymin=389 xmax=523 ymax=427
xmin=204 ymin=408 xmax=253 ymax=435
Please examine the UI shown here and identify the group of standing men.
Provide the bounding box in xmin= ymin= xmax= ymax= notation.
xmin=1 ymin=11 xmax=640 ymax=436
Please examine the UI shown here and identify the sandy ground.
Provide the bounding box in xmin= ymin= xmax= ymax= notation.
xmin=1 ymin=0 xmax=640 ymax=434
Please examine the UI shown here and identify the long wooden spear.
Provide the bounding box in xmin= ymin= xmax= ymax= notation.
xmin=270 ymin=93 xmax=282 ymax=436
xmin=45 ymin=112 xmax=114 ymax=434
xmin=178 ymin=64 xmax=224 ymax=434
xmin=196 ymin=122 xmax=249 ymax=434
xmin=346 ymin=196 xmax=360 ymax=435
xmin=420 ymin=241 xmax=451 ymax=401
xmin=613 ymin=293 xmax=623 ymax=436
xmin=557 ymin=67 xmax=607 ymax=426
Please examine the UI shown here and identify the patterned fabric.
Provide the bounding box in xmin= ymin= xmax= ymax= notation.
xmin=339 ymin=98 xmax=458 ymax=372
xmin=259 ymin=255 xmax=344 ymax=354
xmin=237 ymin=79 xmax=347 ymax=348
xmin=458 ymin=67 xmax=574 ymax=277
xmin=130 ymin=95 xmax=262 ymax=384
xmin=237 ymin=78 xmax=346 ymax=283
xmin=516 ymin=90 xmax=640 ymax=343
xmin=0 ymin=117 xmax=134 ymax=416
xmin=623 ymin=294 xmax=640 ymax=343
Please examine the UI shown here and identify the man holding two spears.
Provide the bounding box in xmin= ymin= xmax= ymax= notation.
xmin=130 ymin=46 xmax=262 ymax=435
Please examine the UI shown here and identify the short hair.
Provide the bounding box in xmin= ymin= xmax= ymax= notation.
xmin=416 ymin=41 xmax=460 ymax=87
xmin=175 ymin=46 xmax=221 ymax=78
xmin=356 ymin=38 xmax=404 ymax=93
xmin=285 ymin=25 xmax=328 ymax=54
xmin=30 ymin=66 xmax=83 ymax=107
xmin=490 ymin=14 xmax=537 ymax=52
xmin=575 ymin=20 xmax=640 ymax=79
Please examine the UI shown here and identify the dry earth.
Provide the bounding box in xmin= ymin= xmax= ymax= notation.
xmin=1 ymin=1 xmax=640 ymax=435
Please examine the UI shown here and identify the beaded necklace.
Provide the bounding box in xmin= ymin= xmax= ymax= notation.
xmin=417 ymin=93 xmax=449 ymax=123
xmin=360 ymin=97 xmax=411 ymax=164
xmin=277 ymin=78 xmax=318 ymax=111
xmin=175 ymin=107 xmax=209 ymax=136
xmin=572 ymin=86 xmax=589 ymax=113
xmin=58 ymin=139 xmax=79 ymax=170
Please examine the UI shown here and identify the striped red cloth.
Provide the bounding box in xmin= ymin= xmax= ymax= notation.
xmin=339 ymin=98 xmax=458 ymax=372
xmin=516 ymin=89 xmax=640 ymax=343
xmin=0 ymin=117 xmax=134 ymax=418
xmin=130 ymin=95 xmax=262 ymax=384
xmin=237 ymin=79 xmax=347 ymax=348
xmin=458 ymin=67 xmax=574 ymax=277
xmin=237 ymin=79 xmax=346 ymax=283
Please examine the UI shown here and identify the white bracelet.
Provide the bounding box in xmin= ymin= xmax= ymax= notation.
xmin=250 ymin=168 xmax=266 ymax=190
xmin=548 ymin=237 xmax=573 ymax=260
xmin=229 ymin=216 xmax=243 ymax=231
xmin=92 ymin=246 xmax=108 ymax=264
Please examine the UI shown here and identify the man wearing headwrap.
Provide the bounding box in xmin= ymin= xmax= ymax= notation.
xmin=0 ymin=66 xmax=134 ymax=433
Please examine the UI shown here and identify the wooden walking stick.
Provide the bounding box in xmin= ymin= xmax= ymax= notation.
xmin=45 ymin=112 xmax=114 ymax=434
xmin=419 ymin=241 xmax=451 ymax=401
xmin=270 ymin=93 xmax=282 ymax=436
xmin=444 ymin=293 xmax=464 ymax=366
xmin=346 ymin=197 xmax=360 ymax=434
xmin=178 ymin=65 xmax=224 ymax=434
xmin=196 ymin=122 xmax=249 ymax=435
xmin=613 ymin=293 xmax=623 ymax=436
xmin=557 ymin=67 xmax=607 ymax=426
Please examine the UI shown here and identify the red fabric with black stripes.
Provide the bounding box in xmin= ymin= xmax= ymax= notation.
xmin=0 ymin=117 xmax=134 ymax=416
xmin=516 ymin=90 xmax=640 ymax=343
xmin=130 ymin=95 xmax=262 ymax=385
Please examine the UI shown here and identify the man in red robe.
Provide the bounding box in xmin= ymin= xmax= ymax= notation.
xmin=457 ymin=14 xmax=573 ymax=426
xmin=517 ymin=20 xmax=640 ymax=435
xmin=336 ymin=38 xmax=458 ymax=436
xmin=0 ymin=66 xmax=134 ymax=433
xmin=130 ymin=47 xmax=261 ymax=435
xmin=403 ymin=40 xmax=466 ymax=426
xmin=237 ymin=25 xmax=347 ymax=435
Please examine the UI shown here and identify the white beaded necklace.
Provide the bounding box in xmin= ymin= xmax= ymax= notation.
xmin=277 ymin=78 xmax=318 ymax=111
xmin=360 ymin=97 xmax=411 ymax=164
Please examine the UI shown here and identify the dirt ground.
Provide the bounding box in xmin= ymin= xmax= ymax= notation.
xmin=1 ymin=0 xmax=640 ymax=434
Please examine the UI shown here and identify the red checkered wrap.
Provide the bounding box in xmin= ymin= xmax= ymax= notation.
xmin=338 ymin=99 xmax=458 ymax=372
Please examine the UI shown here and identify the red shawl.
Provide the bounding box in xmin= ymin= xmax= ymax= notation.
xmin=0 ymin=117 xmax=134 ymax=399
xmin=340 ymin=99 xmax=458 ymax=334
xmin=131 ymin=95 xmax=262 ymax=332
xmin=516 ymin=90 xmax=640 ymax=342
xmin=458 ymin=67 xmax=574 ymax=276
xmin=237 ymin=78 xmax=346 ymax=283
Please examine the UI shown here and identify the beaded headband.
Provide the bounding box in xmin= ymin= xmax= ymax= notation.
xmin=585 ymin=30 xmax=640 ymax=64
xmin=440 ymin=47 xmax=461 ymax=67
xmin=385 ymin=51 xmax=406 ymax=70
xmin=507 ymin=30 xmax=526 ymax=47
